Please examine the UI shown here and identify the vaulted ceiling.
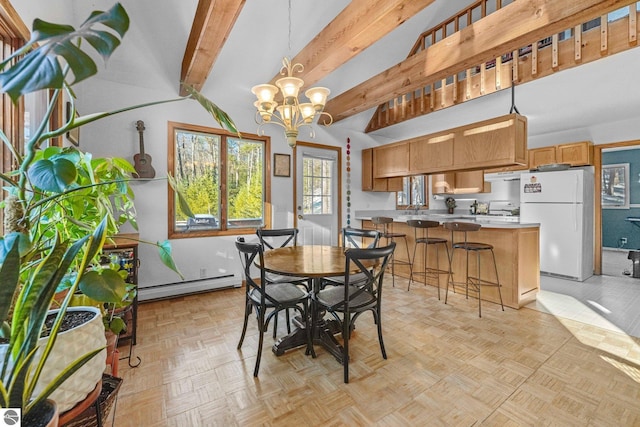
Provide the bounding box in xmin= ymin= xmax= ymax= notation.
xmin=13 ymin=0 xmax=640 ymax=145
xmin=181 ymin=0 xmax=639 ymax=138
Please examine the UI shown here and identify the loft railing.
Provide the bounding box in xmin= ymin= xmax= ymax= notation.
xmin=366 ymin=1 xmax=640 ymax=132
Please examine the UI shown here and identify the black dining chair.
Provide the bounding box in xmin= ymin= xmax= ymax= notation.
xmin=256 ymin=227 xmax=310 ymax=288
xmin=257 ymin=227 xmax=310 ymax=337
xmin=322 ymin=227 xmax=380 ymax=288
xmin=313 ymin=242 xmax=396 ymax=383
xmin=235 ymin=237 xmax=312 ymax=377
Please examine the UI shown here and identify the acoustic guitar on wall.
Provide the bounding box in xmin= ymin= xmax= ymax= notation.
xmin=133 ymin=120 xmax=155 ymax=178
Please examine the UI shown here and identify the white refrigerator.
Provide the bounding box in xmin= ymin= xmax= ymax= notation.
xmin=520 ymin=166 xmax=594 ymax=281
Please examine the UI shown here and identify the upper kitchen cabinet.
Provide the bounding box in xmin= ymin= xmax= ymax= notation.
xmin=452 ymin=113 xmax=528 ymax=170
xmin=408 ymin=131 xmax=455 ymax=174
xmin=369 ymin=113 xmax=527 ymax=178
xmin=556 ymin=141 xmax=594 ymax=166
xmin=528 ymin=146 xmax=557 ymax=169
xmin=528 ymin=141 xmax=593 ymax=169
xmin=362 ymin=148 xmax=403 ymax=192
xmin=372 ymin=141 xmax=410 ymax=179
xmin=408 ymin=113 xmax=527 ymax=175
xmin=432 ymin=170 xmax=491 ymax=194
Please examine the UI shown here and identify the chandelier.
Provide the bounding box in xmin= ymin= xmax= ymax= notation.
xmin=251 ymin=57 xmax=333 ymax=148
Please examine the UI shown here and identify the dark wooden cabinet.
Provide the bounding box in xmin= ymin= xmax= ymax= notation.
xmin=103 ymin=234 xmax=139 ymax=346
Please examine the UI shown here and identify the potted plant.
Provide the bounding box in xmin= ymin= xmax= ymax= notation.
xmin=0 ymin=3 xmax=236 ymax=424
xmin=445 ymin=196 xmax=456 ymax=214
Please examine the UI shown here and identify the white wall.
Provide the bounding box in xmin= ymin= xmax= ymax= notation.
xmin=74 ymin=74 xmax=397 ymax=298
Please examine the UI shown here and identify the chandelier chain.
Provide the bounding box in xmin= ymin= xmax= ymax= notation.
xmin=250 ymin=0 xmax=333 ymax=149
xmin=288 ymin=0 xmax=292 ymax=53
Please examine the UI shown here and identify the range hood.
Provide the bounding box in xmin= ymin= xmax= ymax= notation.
xmin=483 ymin=171 xmax=523 ymax=181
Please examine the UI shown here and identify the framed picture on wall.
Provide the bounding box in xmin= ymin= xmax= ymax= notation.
xmin=66 ymin=102 xmax=79 ymax=146
xmin=601 ymin=163 xmax=629 ymax=209
xmin=274 ymin=153 xmax=290 ymax=177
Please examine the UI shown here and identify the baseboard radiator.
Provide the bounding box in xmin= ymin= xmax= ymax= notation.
xmin=138 ymin=274 xmax=240 ymax=301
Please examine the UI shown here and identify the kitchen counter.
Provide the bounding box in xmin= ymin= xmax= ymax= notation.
xmin=359 ymin=214 xmax=539 ymax=309
xmin=355 ymin=210 xmax=540 ymax=229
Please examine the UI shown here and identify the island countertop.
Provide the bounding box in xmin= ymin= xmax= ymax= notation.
xmin=358 ymin=214 xmax=540 ymax=309
xmin=354 ymin=210 xmax=539 ymax=229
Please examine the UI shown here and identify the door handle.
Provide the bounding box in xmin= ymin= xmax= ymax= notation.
xmin=297 ymin=214 xmax=303 ymax=220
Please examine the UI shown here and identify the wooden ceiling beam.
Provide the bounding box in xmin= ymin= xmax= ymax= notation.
xmin=324 ymin=0 xmax=637 ymax=122
xmin=180 ymin=0 xmax=245 ymax=96
xmin=269 ymin=0 xmax=436 ymax=87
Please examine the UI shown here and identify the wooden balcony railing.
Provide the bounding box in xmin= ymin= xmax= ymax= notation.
xmin=365 ymin=0 xmax=640 ymax=132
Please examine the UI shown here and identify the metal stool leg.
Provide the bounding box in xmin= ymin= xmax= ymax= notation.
xmin=491 ymin=249 xmax=505 ymax=311
xmin=476 ymin=251 xmax=482 ymax=317
xmin=402 ymin=235 xmax=413 ymax=289
xmin=445 ymin=246 xmax=455 ymax=304
xmin=408 ymin=241 xmax=420 ymax=291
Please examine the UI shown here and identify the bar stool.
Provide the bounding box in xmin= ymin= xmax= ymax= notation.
xmin=406 ymin=219 xmax=450 ymax=298
xmin=443 ymin=221 xmax=504 ymax=317
xmin=371 ymin=216 xmax=412 ymax=287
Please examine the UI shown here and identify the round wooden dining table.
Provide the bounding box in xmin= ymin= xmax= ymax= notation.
xmin=258 ymin=245 xmax=355 ymax=363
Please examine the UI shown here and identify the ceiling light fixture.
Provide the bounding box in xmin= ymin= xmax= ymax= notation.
xmin=251 ymin=58 xmax=332 ymax=149
xmin=250 ymin=0 xmax=332 ymax=149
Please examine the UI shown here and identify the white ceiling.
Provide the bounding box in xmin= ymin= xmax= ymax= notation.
xmin=16 ymin=0 xmax=640 ymax=146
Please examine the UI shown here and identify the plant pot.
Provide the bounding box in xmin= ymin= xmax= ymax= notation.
xmin=0 ymin=306 xmax=106 ymax=413
xmin=39 ymin=306 xmax=106 ymax=413
xmin=22 ymin=399 xmax=59 ymax=427
xmin=447 ymin=207 xmax=454 ymax=214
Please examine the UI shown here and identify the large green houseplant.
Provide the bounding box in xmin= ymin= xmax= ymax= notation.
xmin=0 ymin=2 xmax=236 ymax=422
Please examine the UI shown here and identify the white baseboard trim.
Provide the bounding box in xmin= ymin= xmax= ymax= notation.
xmin=138 ymin=275 xmax=240 ymax=301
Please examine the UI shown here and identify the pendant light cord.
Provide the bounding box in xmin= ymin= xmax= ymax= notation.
xmin=510 ymin=66 xmax=520 ymax=114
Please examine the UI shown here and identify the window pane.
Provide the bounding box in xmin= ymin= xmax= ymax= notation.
xmin=227 ymin=137 xmax=264 ymax=229
xmin=174 ymin=129 xmax=221 ymax=232
xmin=24 ymin=90 xmax=49 ymax=145
xmin=302 ymin=156 xmax=333 ymax=215
xmin=169 ymin=122 xmax=269 ymax=237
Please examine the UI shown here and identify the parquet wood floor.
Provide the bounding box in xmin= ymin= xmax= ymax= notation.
xmin=113 ymin=277 xmax=640 ymax=426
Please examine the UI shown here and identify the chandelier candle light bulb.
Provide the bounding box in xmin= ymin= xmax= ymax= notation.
xmin=252 ymin=57 xmax=332 ymax=148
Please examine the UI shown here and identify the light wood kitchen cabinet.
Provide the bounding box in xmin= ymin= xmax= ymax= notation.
xmin=367 ymin=113 xmax=527 ymax=178
xmin=431 ymin=170 xmax=491 ymax=194
xmin=556 ymin=141 xmax=593 ymax=166
xmin=386 ymin=177 xmax=403 ymax=192
xmin=528 ymin=146 xmax=557 ymax=169
xmin=528 ymin=141 xmax=593 ymax=169
xmin=408 ymin=131 xmax=455 ymax=174
xmin=362 ymin=148 xmax=403 ymax=192
xmin=372 ymin=141 xmax=410 ymax=178
xmin=452 ymin=113 xmax=528 ymax=170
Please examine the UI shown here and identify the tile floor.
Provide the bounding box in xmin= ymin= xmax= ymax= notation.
xmin=526 ymin=251 xmax=640 ymax=338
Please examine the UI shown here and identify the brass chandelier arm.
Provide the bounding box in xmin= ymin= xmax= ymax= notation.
xmin=251 ymin=56 xmax=332 ymax=148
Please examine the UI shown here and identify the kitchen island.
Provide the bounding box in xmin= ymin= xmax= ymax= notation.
xmin=357 ymin=212 xmax=540 ymax=309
